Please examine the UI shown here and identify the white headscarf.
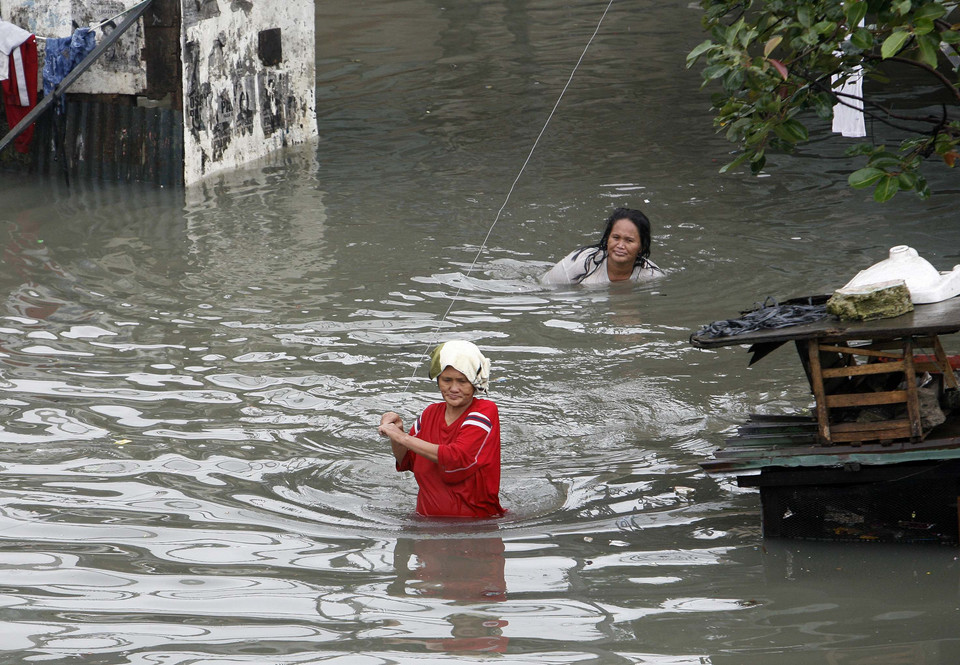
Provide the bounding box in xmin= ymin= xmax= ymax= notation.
xmin=428 ymin=340 xmax=491 ymax=394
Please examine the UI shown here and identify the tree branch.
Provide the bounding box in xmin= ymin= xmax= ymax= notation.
xmin=863 ymin=54 xmax=960 ymax=105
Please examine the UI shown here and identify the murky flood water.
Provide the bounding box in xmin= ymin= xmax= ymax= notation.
xmin=3 ymin=0 xmax=960 ymax=663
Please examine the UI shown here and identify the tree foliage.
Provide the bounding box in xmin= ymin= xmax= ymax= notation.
xmin=687 ymin=0 xmax=960 ymax=201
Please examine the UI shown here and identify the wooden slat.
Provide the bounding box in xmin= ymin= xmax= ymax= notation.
xmin=830 ymin=419 xmax=913 ymax=434
xmin=818 ymin=344 xmax=903 ymax=360
xmin=933 ymin=337 xmax=959 ymax=390
xmin=903 ymin=338 xmax=923 ymax=439
xmin=738 ymin=421 xmax=818 ymax=434
xmin=808 ymin=340 xmax=831 ymax=443
xmin=822 ymin=360 xmax=905 ymax=379
xmin=746 ymin=413 xmax=817 ymax=423
xmin=826 ymin=389 xmax=907 ymax=408
xmin=830 ymin=422 xmax=913 ymax=443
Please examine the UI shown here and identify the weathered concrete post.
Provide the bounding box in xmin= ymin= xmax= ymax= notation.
xmin=179 ymin=0 xmax=317 ymax=183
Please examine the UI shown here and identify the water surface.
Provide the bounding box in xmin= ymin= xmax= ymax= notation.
xmin=2 ymin=0 xmax=960 ymax=663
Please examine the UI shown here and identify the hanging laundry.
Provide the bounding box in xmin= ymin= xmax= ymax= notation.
xmin=831 ymin=18 xmax=866 ymax=138
xmin=2 ymin=33 xmax=38 ymax=153
xmin=832 ymin=68 xmax=866 ymax=138
xmin=0 ymin=19 xmax=31 ymax=81
xmin=42 ymin=27 xmax=96 ymax=113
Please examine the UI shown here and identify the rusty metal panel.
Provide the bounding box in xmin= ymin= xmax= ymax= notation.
xmin=3 ymin=99 xmax=184 ymax=187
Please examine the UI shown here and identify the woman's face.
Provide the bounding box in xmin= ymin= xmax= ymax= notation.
xmin=437 ymin=366 xmax=475 ymax=409
xmin=606 ymin=218 xmax=642 ymax=268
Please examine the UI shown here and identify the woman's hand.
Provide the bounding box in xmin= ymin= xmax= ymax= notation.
xmin=379 ymin=412 xmax=411 ymax=465
xmin=378 ymin=420 xmax=404 ymax=442
xmin=379 ymin=412 xmax=405 ymax=444
xmin=379 ymin=411 xmax=403 ymax=433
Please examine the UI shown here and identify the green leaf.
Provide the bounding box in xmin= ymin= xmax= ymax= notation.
xmin=702 ymin=63 xmax=731 ymax=81
xmin=815 ymin=20 xmax=838 ymax=36
xmin=941 ymin=30 xmax=960 ymax=45
xmin=898 ymin=171 xmax=919 ymax=189
xmin=867 ymin=152 xmax=903 ymax=168
xmin=913 ymin=17 xmax=935 ymax=35
xmin=797 ymin=6 xmax=812 ymax=27
xmin=893 ymin=0 xmax=912 ymax=16
xmin=773 ymin=118 xmax=809 ymax=143
xmin=719 ymin=152 xmax=749 ymax=173
xmin=686 ymin=39 xmax=716 ymax=66
xmin=917 ymin=34 xmax=940 ymax=67
xmin=845 ymin=143 xmax=878 ymax=157
xmin=848 ymin=167 xmax=886 ymax=188
xmin=850 ymin=27 xmax=874 ymax=50
xmin=845 ymin=1 xmax=868 ymax=28
xmin=881 ymin=30 xmax=912 ymax=58
xmin=873 ymin=175 xmax=900 ymax=202
xmin=912 ymin=3 xmax=946 ymax=20
xmin=764 ymin=35 xmax=782 ymax=56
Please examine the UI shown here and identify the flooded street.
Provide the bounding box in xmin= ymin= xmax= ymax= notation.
xmin=3 ymin=0 xmax=960 ymax=662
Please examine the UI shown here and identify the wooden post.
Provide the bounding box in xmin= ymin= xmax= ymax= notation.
xmin=902 ymin=338 xmax=922 ymax=440
xmin=807 ymin=339 xmax=832 ymax=444
xmin=932 ymin=336 xmax=959 ymax=390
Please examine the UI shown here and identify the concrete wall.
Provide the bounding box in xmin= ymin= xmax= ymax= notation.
xmin=181 ymin=0 xmax=317 ymax=184
xmin=1 ymin=0 xmax=147 ymax=94
xmin=1 ymin=0 xmax=318 ymax=186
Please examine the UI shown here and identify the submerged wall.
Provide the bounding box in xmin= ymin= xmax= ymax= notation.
xmin=0 ymin=0 xmax=317 ymax=186
xmin=0 ymin=0 xmax=148 ymax=95
xmin=181 ymin=1 xmax=317 ymax=183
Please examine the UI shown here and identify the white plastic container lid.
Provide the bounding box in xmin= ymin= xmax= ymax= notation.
xmin=842 ymin=245 xmax=960 ymax=304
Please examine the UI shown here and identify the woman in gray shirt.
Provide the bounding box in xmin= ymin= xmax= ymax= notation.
xmin=540 ymin=207 xmax=662 ymax=285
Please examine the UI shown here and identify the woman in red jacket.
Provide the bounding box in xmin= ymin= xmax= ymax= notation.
xmin=379 ymin=340 xmax=504 ymax=518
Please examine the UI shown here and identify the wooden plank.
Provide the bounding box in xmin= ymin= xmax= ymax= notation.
xmin=831 ymin=429 xmax=913 ymax=443
xmin=102 ymin=104 xmax=117 ymax=179
xmin=158 ymin=108 xmax=173 ymax=187
xmin=63 ymin=101 xmax=79 ymax=172
xmin=738 ymin=422 xmax=818 ymax=435
xmin=826 ymin=390 xmax=907 ymax=408
xmin=77 ymin=101 xmax=90 ymax=180
xmin=692 ymin=299 xmax=960 ymax=350
xmin=90 ymin=101 xmax=102 ymax=181
xmin=903 ymin=338 xmax=922 ymax=439
xmin=118 ymin=104 xmax=131 ymax=181
xmin=699 ymin=434 xmax=960 ymax=474
xmin=143 ymin=108 xmax=159 ymax=183
xmin=822 ymin=360 xmax=905 ymax=378
xmin=819 ymin=344 xmax=903 ymax=360
xmin=724 ymin=433 xmax=819 ymax=448
xmin=830 ymin=419 xmax=913 ymax=434
xmin=933 ymin=337 xmax=959 ymax=390
xmin=129 ymin=107 xmax=144 ymax=182
xmin=830 ymin=422 xmax=913 ymax=443
xmin=808 ymin=339 xmax=832 ymax=443
xmin=746 ymin=413 xmax=817 ymax=423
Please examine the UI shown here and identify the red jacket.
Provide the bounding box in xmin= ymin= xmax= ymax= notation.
xmin=398 ymin=398 xmax=504 ymax=518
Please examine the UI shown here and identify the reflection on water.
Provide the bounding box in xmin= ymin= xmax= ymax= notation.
xmin=2 ymin=0 xmax=960 ymax=662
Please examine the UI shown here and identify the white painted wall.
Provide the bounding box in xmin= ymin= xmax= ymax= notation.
xmin=181 ymin=0 xmax=318 ymax=185
xmin=0 ymin=0 xmax=147 ymax=94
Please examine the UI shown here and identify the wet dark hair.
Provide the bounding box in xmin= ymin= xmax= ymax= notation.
xmin=570 ymin=207 xmax=653 ymax=281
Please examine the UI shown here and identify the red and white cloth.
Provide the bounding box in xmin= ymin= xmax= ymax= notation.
xmin=0 ymin=20 xmax=38 ymax=153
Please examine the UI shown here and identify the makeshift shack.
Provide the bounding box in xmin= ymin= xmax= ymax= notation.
xmin=691 ymin=296 xmax=960 ymax=544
